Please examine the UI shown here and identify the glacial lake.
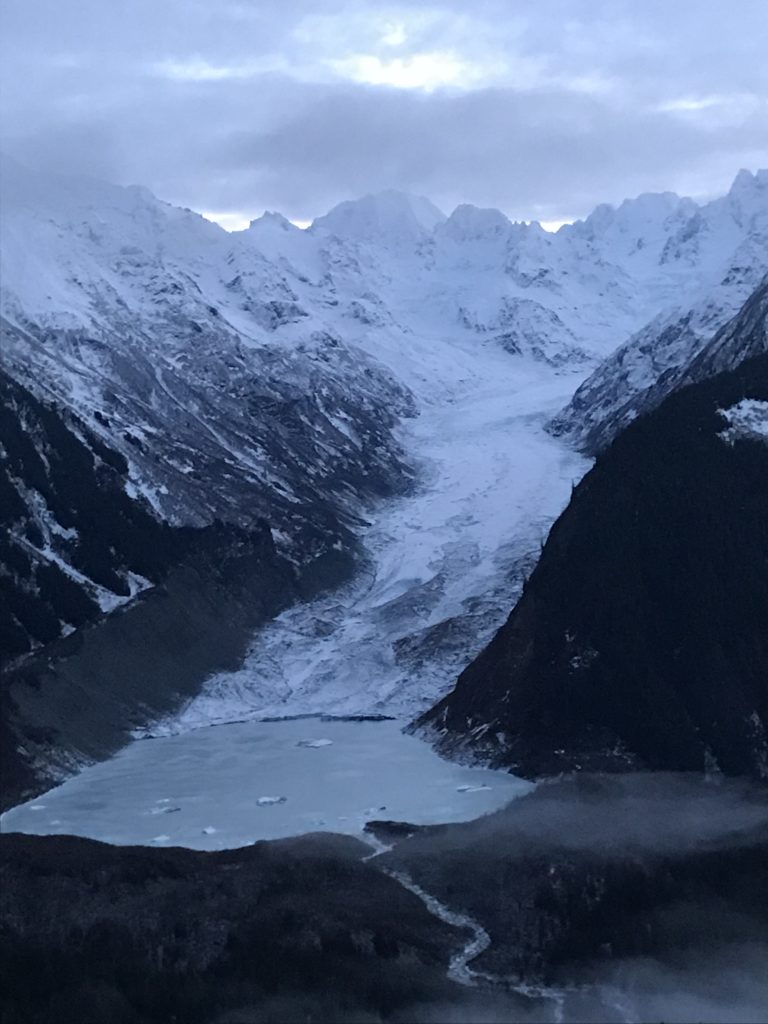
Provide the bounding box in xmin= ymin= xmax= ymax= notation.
xmin=1 ymin=718 xmax=532 ymax=850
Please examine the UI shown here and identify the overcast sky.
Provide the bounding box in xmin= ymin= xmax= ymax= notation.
xmin=2 ymin=0 xmax=767 ymax=228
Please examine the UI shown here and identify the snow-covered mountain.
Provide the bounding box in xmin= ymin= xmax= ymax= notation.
xmin=2 ymin=159 xmax=767 ymax=793
xmin=551 ymin=171 xmax=768 ymax=451
xmin=4 ymin=157 xmax=768 ymax=1024
xmin=311 ymin=188 xmax=446 ymax=247
xmin=4 ymin=160 xmax=766 ymax=502
xmin=0 ymin=159 xmax=417 ymax=541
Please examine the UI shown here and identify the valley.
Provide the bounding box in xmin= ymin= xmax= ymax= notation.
xmin=0 ymin=338 xmax=579 ymax=851
xmin=1 ymin=162 xmax=767 ymax=1024
xmin=153 ymin=347 xmax=588 ymax=732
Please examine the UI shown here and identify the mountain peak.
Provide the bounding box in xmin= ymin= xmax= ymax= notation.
xmin=722 ymin=169 xmax=768 ymax=231
xmin=311 ymin=190 xmax=446 ymax=245
xmin=573 ymin=191 xmax=694 ymax=240
xmin=729 ymin=168 xmax=768 ymax=197
xmin=616 ymin=191 xmax=693 ymax=221
xmin=441 ymin=204 xmax=512 ymax=241
xmin=246 ymin=210 xmax=296 ymax=232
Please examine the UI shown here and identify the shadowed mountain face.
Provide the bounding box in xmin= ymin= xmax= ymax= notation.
xmin=0 ymin=370 xmax=360 ymax=810
xmin=418 ymin=347 xmax=768 ymax=779
xmin=0 ymin=368 xmax=199 ymax=664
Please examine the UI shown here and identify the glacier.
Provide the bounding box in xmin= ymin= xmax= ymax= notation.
xmin=151 ymin=355 xmax=588 ymax=729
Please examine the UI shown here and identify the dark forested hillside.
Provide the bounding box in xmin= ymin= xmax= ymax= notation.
xmin=4 ymin=777 xmax=767 ymax=1023
xmin=0 ymin=831 xmax=465 ymax=1024
xmin=418 ymin=352 xmax=768 ymax=779
xmin=379 ymin=774 xmax=768 ymax=983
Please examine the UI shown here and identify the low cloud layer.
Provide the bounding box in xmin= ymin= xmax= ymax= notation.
xmin=2 ymin=0 xmax=767 ymax=224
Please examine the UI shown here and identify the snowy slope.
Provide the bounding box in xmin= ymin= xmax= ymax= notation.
xmin=0 ymin=157 xmax=417 ymax=558
xmin=551 ymin=172 xmax=768 ymax=451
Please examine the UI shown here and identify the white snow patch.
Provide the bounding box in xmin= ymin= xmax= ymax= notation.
xmin=719 ymin=398 xmax=768 ymax=444
xmin=124 ymin=471 xmax=169 ymax=515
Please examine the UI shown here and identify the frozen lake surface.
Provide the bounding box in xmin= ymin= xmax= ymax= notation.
xmin=1 ymin=718 xmax=532 ymax=850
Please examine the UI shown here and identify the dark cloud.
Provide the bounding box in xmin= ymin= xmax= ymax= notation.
xmin=219 ymin=84 xmax=768 ymax=221
xmin=1 ymin=0 xmax=767 ymax=222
